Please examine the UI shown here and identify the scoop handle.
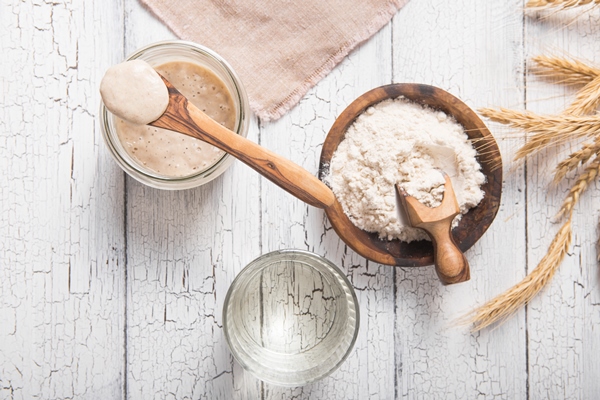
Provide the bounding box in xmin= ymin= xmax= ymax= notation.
xmin=423 ymin=218 xmax=470 ymax=285
xmin=151 ymin=77 xmax=336 ymax=210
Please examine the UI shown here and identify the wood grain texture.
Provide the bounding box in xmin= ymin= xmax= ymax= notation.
xmin=1 ymin=0 xmax=599 ymax=399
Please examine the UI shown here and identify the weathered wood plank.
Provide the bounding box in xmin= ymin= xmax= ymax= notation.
xmin=122 ymin=2 xmax=262 ymax=398
xmin=259 ymin=23 xmax=396 ymax=399
xmin=525 ymin=7 xmax=600 ymax=399
xmin=0 ymin=0 xmax=126 ymax=398
xmin=392 ymin=1 xmax=528 ymax=398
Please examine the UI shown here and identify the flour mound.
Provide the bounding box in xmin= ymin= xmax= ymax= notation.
xmin=326 ymin=97 xmax=485 ymax=242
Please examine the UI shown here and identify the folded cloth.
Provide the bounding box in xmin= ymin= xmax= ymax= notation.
xmin=139 ymin=0 xmax=408 ymax=121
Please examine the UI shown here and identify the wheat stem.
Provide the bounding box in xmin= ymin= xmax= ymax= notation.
xmin=527 ymin=0 xmax=600 ymax=9
xmin=479 ymin=108 xmax=600 ymax=159
xmin=553 ymin=139 xmax=600 ymax=184
xmin=466 ymin=218 xmax=572 ymax=332
xmin=474 ymin=54 xmax=600 ymax=331
xmin=531 ymin=55 xmax=600 ymax=86
xmin=555 ymin=157 xmax=600 ymax=220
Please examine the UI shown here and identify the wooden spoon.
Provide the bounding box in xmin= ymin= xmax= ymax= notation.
xmin=396 ymin=175 xmax=470 ymax=285
xmin=150 ymin=75 xmax=400 ymax=265
xmin=149 ymin=77 xmax=502 ymax=272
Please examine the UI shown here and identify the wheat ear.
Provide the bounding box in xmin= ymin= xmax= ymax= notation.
xmin=479 ymin=108 xmax=600 ymax=159
xmin=564 ymin=75 xmax=600 ymax=115
xmin=465 ymin=218 xmax=572 ymax=332
xmin=555 ymin=157 xmax=600 ymax=220
xmin=531 ymin=55 xmax=600 ymax=86
xmin=553 ymin=139 xmax=600 ymax=184
xmin=527 ymin=0 xmax=600 ymax=9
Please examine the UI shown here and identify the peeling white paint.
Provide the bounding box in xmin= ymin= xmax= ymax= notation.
xmin=0 ymin=0 xmax=126 ymax=399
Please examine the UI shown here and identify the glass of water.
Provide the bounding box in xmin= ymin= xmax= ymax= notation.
xmin=223 ymin=249 xmax=360 ymax=387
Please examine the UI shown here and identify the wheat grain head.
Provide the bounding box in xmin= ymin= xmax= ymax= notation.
xmin=553 ymin=139 xmax=600 ymax=184
xmin=527 ymin=0 xmax=600 ymax=9
xmin=564 ymin=75 xmax=600 ymax=115
xmin=555 ymin=157 xmax=600 ymax=220
xmin=479 ymin=108 xmax=600 ymax=159
xmin=531 ymin=55 xmax=600 ymax=86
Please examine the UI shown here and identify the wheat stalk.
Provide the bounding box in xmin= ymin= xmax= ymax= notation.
xmin=555 ymin=157 xmax=600 ymax=220
xmin=531 ymin=55 xmax=600 ymax=86
xmin=466 ymin=218 xmax=572 ymax=332
xmin=553 ymin=139 xmax=600 ymax=184
xmin=465 ymin=153 xmax=597 ymax=332
xmin=527 ymin=0 xmax=600 ymax=9
xmin=479 ymin=108 xmax=600 ymax=159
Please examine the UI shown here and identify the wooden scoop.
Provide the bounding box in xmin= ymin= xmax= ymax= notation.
xmin=395 ymin=175 xmax=470 ymax=285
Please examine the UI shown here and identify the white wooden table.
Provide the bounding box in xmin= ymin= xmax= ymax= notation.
xmin=1 ymin=0 xmax=599 ymax=398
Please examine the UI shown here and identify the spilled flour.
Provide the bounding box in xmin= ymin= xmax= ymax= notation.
xmin=325 ymin=97 xmax=485 ymax=242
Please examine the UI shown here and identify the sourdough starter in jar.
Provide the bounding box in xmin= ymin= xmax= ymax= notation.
xmin=115 ymin=61 xmax=236 ymax=177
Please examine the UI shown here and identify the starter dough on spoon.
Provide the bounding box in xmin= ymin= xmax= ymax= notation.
xmin=100 ymin=59 xmax=169 ymax=125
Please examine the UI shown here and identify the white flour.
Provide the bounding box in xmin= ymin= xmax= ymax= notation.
xmin=325 ymin=97 xmax=485 ymax=242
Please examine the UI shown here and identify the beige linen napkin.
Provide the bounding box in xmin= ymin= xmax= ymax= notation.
xmin=139 ymin=0 xmax=408 ymax=121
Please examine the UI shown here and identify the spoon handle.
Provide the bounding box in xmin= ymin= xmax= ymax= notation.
xmin=151 ymin=79 xmax=336 ymax=210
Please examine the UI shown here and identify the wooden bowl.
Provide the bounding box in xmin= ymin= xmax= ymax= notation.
xmin=319 ymin=84 xmax=503 ymax=267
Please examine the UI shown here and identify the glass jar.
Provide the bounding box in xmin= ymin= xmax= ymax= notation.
xmin=223 ymin=249 xmax=360 ymax=387
xmin=100 ymin=40 xmax=250 ymax=190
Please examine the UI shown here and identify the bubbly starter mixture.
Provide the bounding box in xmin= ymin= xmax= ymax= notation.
xmin=326 ymin=97 xmax=485 ymax=242
xmin=115 ymin=61 xmax=236 ymax=177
